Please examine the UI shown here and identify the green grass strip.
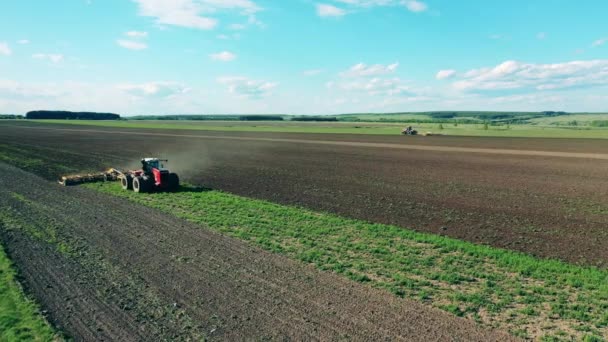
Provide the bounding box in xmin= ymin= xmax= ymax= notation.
xmin=88 ymin=183 xmax=607 ymax=340
xmin=0 ymin=243 xmax=57 ymax=341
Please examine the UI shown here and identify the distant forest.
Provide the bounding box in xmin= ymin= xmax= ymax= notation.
xmin=26 ymin=111 xmax=120 ymax=120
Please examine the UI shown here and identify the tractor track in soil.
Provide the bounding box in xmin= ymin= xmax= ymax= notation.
xmin=0 ymin=163 xmax=516 ymax=341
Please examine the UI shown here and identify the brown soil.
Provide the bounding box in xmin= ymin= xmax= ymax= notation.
xmin=0 ymin=162 xmax=515 ymax=341
xmin=2 ymin=121 xmax=608 ymax=268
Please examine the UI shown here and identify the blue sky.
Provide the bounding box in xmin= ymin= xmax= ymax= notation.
xmin=0 ymin=0 xmax=607 ymax=115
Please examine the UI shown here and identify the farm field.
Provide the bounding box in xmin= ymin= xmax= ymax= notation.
xmin=2 ymin=121 xmax=608 ymax=266
xmin=1 ymin=120 xmax=608 ymax=340
xmin=29 ymin=118 xmax=608 ymax=139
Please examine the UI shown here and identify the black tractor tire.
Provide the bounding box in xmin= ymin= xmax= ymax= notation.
xmin=133 ymin=176 xmax=144 ymax=193
xmin=168 ymin=173 xmax=180 ymax=192
xmin=142 ymin=176 xmax=154 ymax=193
xmin=120 ymin=175 xmax=132 ymax=190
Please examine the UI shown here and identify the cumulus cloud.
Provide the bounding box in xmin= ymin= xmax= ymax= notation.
xmin=340 ymin=62 xmax=399 ymax=77
xmin=317 ymin=4 xmax=346 ymax=17
xmin=402 ymin=0 xmax=427 ymax=12
xmin=328 ymin=0 xmax=427 ymax=14
xmin=210 ymin=51 xmax=236 ymax=61
xmin=0 ymin=79 xmax=206 ymax=115
xmin=117 ymin=39 xmax=148 ymax=50
xmin=217 ymin=76 xmax=277 ymax=98
xmin=132 ymin=0 xmax=261 ymax=30
xmin=450 ymin=59 xmax=608 ymax=92
xmin=339 ymin=77 xmax=413 ymax=96
xmin=436 ymin=69 xmax=456 ymax=80
xmin=117 ymin=82 xmax=190 ymax=97
xmin=32 ymin=53 xmax=64 ymax=63
xmin=0 ymin=43 xmax=12 ymax=56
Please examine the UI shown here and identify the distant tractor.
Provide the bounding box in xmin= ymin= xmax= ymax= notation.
xmin=401 ymin=126 xmax=418 ymax=135
xmin=118 ymin=158 xmax=180 ymax=193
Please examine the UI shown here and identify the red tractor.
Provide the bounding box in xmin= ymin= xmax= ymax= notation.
xmin=119 ymin=158 xmax=180 ymax=193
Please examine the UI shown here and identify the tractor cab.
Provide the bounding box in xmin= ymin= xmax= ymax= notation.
xmin=141 ymin=158 xmax=167 ymax=173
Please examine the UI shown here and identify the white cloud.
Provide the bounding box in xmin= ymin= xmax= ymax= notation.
xmin=17 ymin=39 xmax=30 ymax=45
xmin=303 ymin=69 xmax=324 ymax=76
xmin=117 ymin=82 xmax=189 ymax=97
xmin=126 ymin=31 xmax=148 ymax=38
xmin=210 ymin=51 xmax=236 ymax=61
xmin=317 ymin=4 xmax=346 ymax=17
xmin=132 ymin=0 xmax=261 ymax=30
xmin=217 ymin=76 xmax=277 ymax=98
xmin=537 ymin=32 xmax=546 ymax=40
xmin=0 ymin=43 xmax=12 ymax=56
xmin=339 ymin=77 xmax=413 ymax=96
xmin=436 ymin=69 xmax=456 ymax=80
xmin=340 ymin=62 xmax=399 ymax=77
xmin=451 ymin=59 xmax=608 ymax=92
xmin=0 ymin=79 xmax=206 ymax=115
xmin=402 ymin=0 xmax=427 ymax=12
xmin=117 ymin=39 xmax=148 ymax=50
xmin=329 ymin=0 xmax=427 ymax=14
xmin=592 ymin=37 xmax=607 ymax=47
xmin=32 ymin=53 xmax=64 ymax=63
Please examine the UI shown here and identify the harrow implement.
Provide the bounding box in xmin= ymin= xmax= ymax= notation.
xmin=59 ymin=168 xmax=123 ymax=186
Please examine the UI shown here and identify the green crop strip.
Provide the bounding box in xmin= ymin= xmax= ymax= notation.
xmin=88 ymin=182 xmax=608 ymax=341
xmin=0 ymin=240 xmax=57 ymax=341
xmin=25 ymin=119 xmax=608 ymax=139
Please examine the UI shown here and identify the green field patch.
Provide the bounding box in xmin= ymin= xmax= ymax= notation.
xmin=0 ymin=241 xmax=57 ymax=341
xmin=26 ymin=119 xmax=608 ymax=139
xmin=88 ymin=182 xmax=608 ymax=341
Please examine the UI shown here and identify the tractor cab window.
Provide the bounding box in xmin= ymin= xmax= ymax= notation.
xmin=147 ymin=160 xmax=160 ymax=169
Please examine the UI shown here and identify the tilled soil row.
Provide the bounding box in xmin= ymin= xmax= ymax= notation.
xmin=0 ymin=163 xmax=516 ymax=341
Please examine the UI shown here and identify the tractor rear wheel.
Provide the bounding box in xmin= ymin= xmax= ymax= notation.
xmin=168 ymin=173 xmax=180 ymax=192
xmin=133 ymin=176 xmax=144 ymax=193
xmin=120 ymin=175 xmax=132 ymax=190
